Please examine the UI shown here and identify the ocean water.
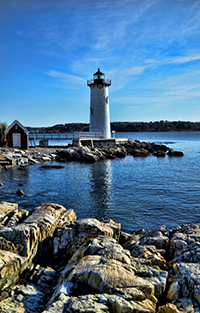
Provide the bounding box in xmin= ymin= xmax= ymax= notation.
xmin=1 ymin=132 xmax=200 ymax=233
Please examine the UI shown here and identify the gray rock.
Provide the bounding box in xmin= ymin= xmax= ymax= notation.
xmin=0 ymin=202 xmax=18 ymax=224
xmin=55 ymin=218 xmax=121 ymax=260
xmin=157 ymin=303 xmax=180 ymax=313
xmin=168 ymin=149 xmax=184 ymax=157
xmin=67 ymin=235 xmax=131 ymax=266
xmin=44 ymin=294 xmax=109 ymax=313
xmin=166 ymin=223 xmax=200 ymax=312
xmin=0 ymin=265 xmax=58 ymax=313
xmin=0 ymin=203 xmax=76 ymax=291
xmin=41 ymin=156 xmax=51 ymax=162
xmin=48 ymin=230 xmax=168 ymax=311
xmin=153 ymin=150 xmax=166 ymax=157
xmin=28 ymin=158 xmax=39 ymax=164
xmin=131 ymin=148 xmax=150 ymax=157
xmin=16 ymin=189 xmax=24 ymax=196
xmin=167 ymin=263 xmax=200 ymax=310
xmin=123 ymin=226 xmax=168 ymax=269
xmin=168 ymin=224 xmax=200 ymax=265
xmin=52 ymin=254 xmax=155 ymax=298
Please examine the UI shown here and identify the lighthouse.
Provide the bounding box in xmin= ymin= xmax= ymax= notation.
xmin=87 ymin=68 xmax=111 ymax=138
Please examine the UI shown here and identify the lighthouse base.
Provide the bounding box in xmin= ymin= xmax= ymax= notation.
xmin=73 ymin=138 xmax=128 ymax=147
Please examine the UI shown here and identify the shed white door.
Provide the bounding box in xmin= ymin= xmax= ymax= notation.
xmin=13 ymin=133 xmax=21 ymax=148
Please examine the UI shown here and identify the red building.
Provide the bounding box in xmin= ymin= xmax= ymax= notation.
xmin=5 ymin=120 xmax=29 ymax=149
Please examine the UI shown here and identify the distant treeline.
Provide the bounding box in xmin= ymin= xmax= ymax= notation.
xmin=27 ymin=121 xmax=200 ymax=133
xmin=0 ymin=123 xmax=7 ymax=145
xmin=111 ymin=121 xmax=200 ymax=132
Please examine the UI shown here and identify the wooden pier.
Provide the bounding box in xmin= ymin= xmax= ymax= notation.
xmin=28 ymin=131 xmax=102 ymax=145
xmin=29 ymin=132 xmax=74 ymax=141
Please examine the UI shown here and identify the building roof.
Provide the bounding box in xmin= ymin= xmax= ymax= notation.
xmin=93 ymin=68 xmax=104 ymax=76
xmin=4 ymin=120 xmax=29 ymax=134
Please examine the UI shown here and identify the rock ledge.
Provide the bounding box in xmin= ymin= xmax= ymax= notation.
xmin=0 ymin=202 xmax=198 ymax=313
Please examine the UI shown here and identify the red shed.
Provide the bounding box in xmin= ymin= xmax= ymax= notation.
xmin=5 ymin=120 xmax=29 ymax=149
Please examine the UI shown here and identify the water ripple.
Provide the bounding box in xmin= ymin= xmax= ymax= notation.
xmin=1 ymin=132 xmax=200 ymax=233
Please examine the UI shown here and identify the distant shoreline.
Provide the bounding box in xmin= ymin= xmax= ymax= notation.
xmin=27 ymin=120 xmax=200 ymax=133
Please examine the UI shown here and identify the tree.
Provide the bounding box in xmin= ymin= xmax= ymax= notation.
xmin=0 ymin=123 xmax=7 ymax=145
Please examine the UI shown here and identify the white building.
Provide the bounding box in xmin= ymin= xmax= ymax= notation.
xmin=87 ymin=68 xmax=111 ymax=139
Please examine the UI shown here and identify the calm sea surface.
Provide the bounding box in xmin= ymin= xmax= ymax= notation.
xmin=1 ymin=132 xmax=200 ymax=233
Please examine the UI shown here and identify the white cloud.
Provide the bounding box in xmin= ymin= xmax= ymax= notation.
xmin=121 ymin=66 xmax=146 ymax=76
xmin=170 ymin=54 xmax=200 ymax=64
xmin=46 ymin=70 xmax=85 ymax=86
xmin=128 ymin=106 xmax=138 ymax=109
xmin=143 ymin=53 xmax=200 ymax=70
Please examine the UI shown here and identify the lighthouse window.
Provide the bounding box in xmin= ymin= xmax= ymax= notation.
xmin=105 ymin=96 xmax=108 ymax=104
xmin=91 ymin=108 xmax=94 ymax=115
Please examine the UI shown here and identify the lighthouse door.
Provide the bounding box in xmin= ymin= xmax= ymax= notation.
xmin=13 ymin=133 xmax=21 ymax=148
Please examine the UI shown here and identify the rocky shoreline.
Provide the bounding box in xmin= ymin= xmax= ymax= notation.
xmin=0 ymin=140 xmax=187 ymax=312
xmin=0 ymin=201 xmax=199 ymax=312
xmin=0 ymin=139 xmax=184 ymax=169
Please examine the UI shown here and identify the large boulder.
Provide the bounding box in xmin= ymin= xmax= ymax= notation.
xmin=66 ymin=255 xmax=154 ymax=295
xmin=0 ymin=265 xmax=58 ymax=313
xmin=0 ymin=202 xmax=76 ymax=290
xmin=168 ymin=149 xmax=184 ymax=157
xmin=168 ymin=224 xmax=200 ymax=265
xmin=54 ymin=218 xmax=121 ymax=260
xmin=167 ymin=263 xmax=200 ymax=311
xmin=57 ymin=147 xmax=101 ymax=163
xmin=57 ymin=147 xmax=80 ymax=161
xmin=0 ymin=250 xmax=24 ymax=290
xmin=48 ymin=233 xmax=168 ymax=312
xmin=157 ymin=303 xmax=180 ymax=313
xmin=67 ymin=235 xmax=131 ymax=265
xmin=152 ymin=144 xmax=168 ymax=152
xmin=123 ymin=226 xmax=168 ymax=269
xmin=0 ymin=202 xmax=24 ymax=226
xmin=167 ymin=223 xmax=200 ymax=312
xmin=153 ymin=150 xmax=166 ymax=157
xmin=130 ymin=148 xmax=150 ymax=157
xmin=0 ymin=204 xmax=76 ymax=258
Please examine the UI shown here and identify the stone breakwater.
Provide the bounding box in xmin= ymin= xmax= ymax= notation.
xmin=0 ymin=139 xmax=183 ymax=168
xmin=0 ymin=202 xmax=199 ymax=312
xmin=56 ymin=139 xmax=183 ymax=163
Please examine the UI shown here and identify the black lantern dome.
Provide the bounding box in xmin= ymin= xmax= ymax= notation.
xmin=87 ymin=68 xmax=111 ymax=86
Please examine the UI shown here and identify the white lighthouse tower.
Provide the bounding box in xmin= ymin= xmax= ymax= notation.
xmin=87 ymin=68 xmax=111 ymax=138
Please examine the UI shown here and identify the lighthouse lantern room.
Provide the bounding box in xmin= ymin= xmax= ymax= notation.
xmin=87 ymin=68 xmax=111 ymax=139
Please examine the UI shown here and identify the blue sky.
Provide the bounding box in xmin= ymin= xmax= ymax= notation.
xmin=1 ymin=0 xmax=200 ymax=127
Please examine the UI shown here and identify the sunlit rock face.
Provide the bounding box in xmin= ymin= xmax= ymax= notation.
xmin=1 ymin=201 xmax=200 ymax=312
xmin=0 ymin=202 xmax=76 ymax=291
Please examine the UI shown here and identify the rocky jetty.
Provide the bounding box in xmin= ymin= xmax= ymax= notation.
xmin=0 ymin=140 xmax=184 ymax=168
xmin=0 ymin=201 xmax=199 ymax=312
xmin=0 ymin=147 xmax=58 ymax=168
xmin=56 ymin=139 xmax=183 ymax=163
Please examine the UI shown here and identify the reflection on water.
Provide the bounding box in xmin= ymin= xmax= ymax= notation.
xmin=89 ymin=160 xmax=113 ymax=219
